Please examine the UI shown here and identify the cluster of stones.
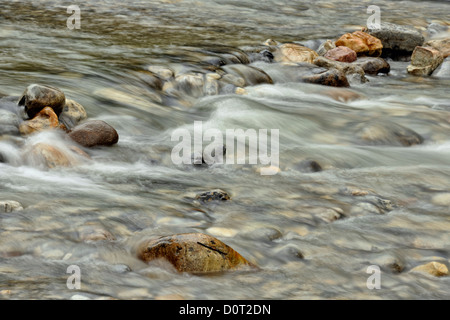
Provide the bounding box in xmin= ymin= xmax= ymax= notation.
xmin=0 ymin=84 xmax=119 ymax=168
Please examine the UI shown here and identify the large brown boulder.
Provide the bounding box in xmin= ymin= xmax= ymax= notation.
xmin=19 ymin=107 xmax=60 ymax=136
xmin=335 ymin=31 xmax=383 ymax=57
xmin=18 ymin=84 xmax=66 ymax=119
xmin=137 ymin=233 xmax=255 ymax=274
xmin=69 ymin=120 xmax=119 ymax=147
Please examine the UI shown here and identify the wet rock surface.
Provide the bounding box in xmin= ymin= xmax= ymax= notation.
xmin=69 ymin=120 xmax=119 ymax=148
xmin=18 ymin=84 xmax=66 ymax=119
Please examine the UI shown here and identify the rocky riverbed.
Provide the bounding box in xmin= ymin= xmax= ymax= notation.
xmin=0 ymin=0 xmax=450 ymax=300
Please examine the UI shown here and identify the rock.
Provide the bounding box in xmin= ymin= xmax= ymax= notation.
xmin=137 ymin=233 xmax=255 ymax=273
xmin=18 ymin=107 xmax=59 ymax=136
xmin=69 ymin=120 xmax=119 ymax=148
xmin=220 ymin=73 xmax=246 ymax=87
xmin=133 ymin=70 xmax=164 ymax=90
xmin=424 ymin=38 xmax=450 ymax=58
xmin=293 ymin=160 xmax=322 ymax=173
xmin=0 ymin=200 xmax=23 ymax=213
xmin=411 ymin=262 xmax=448 ymax=277
xmin=432 ymin=57 xmax=450 ymax=78
xmin=77 ymin=225 xmax=115 ymax=242
xmin=203 ymin=76 xmax=219 ymax=96
xmin=302 ymin=68 xmax=350 ymax=87
xmin=263 ymin=39 xmax=280 ymax=46
xmin=317 ymin=40 xmax=336 ymax=56
xmin=27 ymin=143 xmax=74 ymax=168
xmin=324 ymin=46 xmax=357 ymax=63
xmin=352 ymin=57 xmax=390 ymax=74
xmin=314 ymin=56 xmax=367 ymax=83
xmin=273 ymin=43 xmax=319 ymax=64
xmin=431 ymin=193 xmax=450 ymax=206
xmin=18 ymin=84 xmax=66 ymax=119
xmin=407 ymin=46 xmax=444 ymax=76
xmin=58 ymin=99 xmax=88 ymax=131
xmin=222 ymin=64 xmax=273 ymax=86
xmin=355 ymin=120 xmax=423 ymax=146
xmin=174 ymin=73 xmax=205 ymax=98
xmin=335 ymin=31 xmax=383 ymax=57
xmin=321 ymin=87 xmax=362 ymax=102
xmin=196 ymin=189 xmax=231 ymax=202
xmin=0 ymin=110 xmax=20 ymax=136
xmin=147 ymin=66 xmax=174 ymax=80
xmin=365 ymin=22 xmax=424 ymax=58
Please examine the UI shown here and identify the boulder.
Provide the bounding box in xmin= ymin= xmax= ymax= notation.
xmin=365 ymin=22 xmax=424 ymax=58
xmin=18 ymin=107 xmax=59 ymax=136
xmin=137 ymin=233 xmax=255 ymax=273
xmin=352 ymin=57 xmax=390 ymax=74
xmin=69 ymin=120 xmax=119 ymax=148
xmin=335 ymin=31 xmax=383 ymax=57
xmin=325 ymin=46 xmax=357 ymax=62
xmin=18 ymin=84 xmax=66 ymax=119
xmin=407 ymin=46 xmax=444 ymax=76
xmin=27 ymin=143 xmax=74 ymax=168
xmin=58 ymin=99 xmax=88 ymax=130
xmin=314 ymin=56 xmax=367 ymax=83
xmin=273 ymin=43 xmax=319 ymax=64
xmin=301 ymin=68 xmax=350 ymax=87
xmin=147 ymin=65 xmax=174 ymax=80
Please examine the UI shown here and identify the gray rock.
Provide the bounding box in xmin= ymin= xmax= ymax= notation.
xmin=355 ymin=120 xmax=423 ymax=147
xmin=222 ymin=64 xmax=273 ymax=86
xmin=0 ymin=200 xmax=24 ymax=213
xmin=432 ymin=57 xmax=450 ymax=78
xmin=366 ymin=22 xmax=424 ymax=59
xmin=59 ymin=99 xmax=88 ymax=130
xmin=18 ymin=84 xmax=66 ymax=119
xmin=0 ymin=110 xmax=20 ymax=136
xmin=352 ymin=57 xmax=390 ymax=75
xmin=314 ymin=56 xmax=367 ymax=83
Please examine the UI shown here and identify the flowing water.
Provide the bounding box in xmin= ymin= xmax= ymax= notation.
xmin=0 ymin=0 xmax=450 ymax=300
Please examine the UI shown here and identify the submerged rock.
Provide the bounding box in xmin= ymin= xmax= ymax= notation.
xmin=69 ymin=120 xmax=119 ymax=148
xmin=302 ymin=68 xmax=350 ymax=87
xmin=77 ymin=224 xmax=116 ymax=242
xmin=325 ymin=46 xmax=357 ymax=63
xmin=18 ymin=84 xmax=66 ymax=119
xmin=196 ymin=189 xmax=231 ymax=202
xmin=19 ymin=107 xmax=60 ymax=136
xmin=365 ymin=22 xmax=424 ymax=58
xmin=26 ymin=143 xmax=75 ymax=168
xmin=410 ymin=262 xmax=448 ymax=277
xmin=314 ymin=56 xmax=367 ymax=83
xmin=137 ymin=233 xmax=255 ymax=273
xmin=222 ymin=64 xmax=273 ymax=86
xmin=59 ymin=99 xmax=88 ymax=130
xmin=0 ymin=110 xmax=20 ymax=136
xmin=335 ymin=31 xmax=383 ymax=57
xmin=407 ymin=46 xmax=444 ymax=76
xmin=355 ymin=120 xmax=424 ymax=147
xmin=0 ymin=200 xmax=23 ymax=213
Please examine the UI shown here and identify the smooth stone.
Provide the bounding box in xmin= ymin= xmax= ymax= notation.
xmin=174 ymin=73 xmax=205 ymax=98
xmin=59 ymin=99 xmax=88 ymax=130
xmin=314 ymin=56 xmax=367 ymax=83
xmin=133 ymin=70 xmax=164 ymax=90
xmin=222 ymin=64 xmax=273 ymax=86
xmin=19 ymin=107 xmax=59 ymax=136
xmin=0 ymin=200 xmax=24 ymax=213
xmin=293 ymin=160 xmax=323 ymax=173
xmin=410 ymin=262 xmax=448 ymax=277
xmin=432 ymin=57 xmax=450 ymax=78
xmin=0 ymin=109 xmax=20 ymax=136
xmin=301 ymin=68 xmax=350 ymax=87
xmin=365 ymin=22 xmax=424 ymax=58
xmin=324 ymin=46 xmax=357 ymax=63
xmin=352 ymin=57 xmax=390 ymax=74
xmin=147 ymin=65 xmax=174 ymax=80
xmin=77 ymin=225 xmax=116 ymax=242
xmin=355 ymin=120 xmax=424 ymax=146
xmin=335 ymin=31 xmax=383 ymax=57
xmin=18 ymin=84 xmax=66 ymax=119
xmin=69 ymin=120 xmax=119 ymax=148
xmin=274 ymin=43 xmax=319 ymax=64
xmin=431 ymin=193 xmax=450 ymax=206
xmin=26 ymin=143 xmax=75 ymax=168
xmin=137 ymin=233 xmax=255 ymax=273
xmin=407 ymin=46 xmax=444 ymax=76
xmin=206 ymin=227 xmax=238 ymax=238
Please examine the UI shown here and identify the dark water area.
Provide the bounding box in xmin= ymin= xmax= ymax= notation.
xmin=0 ymin=0 xmax=450 ymax=300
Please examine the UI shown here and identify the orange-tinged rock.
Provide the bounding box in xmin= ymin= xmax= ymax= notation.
xmin=335 ymin=31 xmax=383 ymax=57
xmin=29 ymin=143 xmax=73 ymax=168
xmin=19 ymin=106 xmax=59 ymax=135
xmin=138 ymin=233 xmax=256 ymax=274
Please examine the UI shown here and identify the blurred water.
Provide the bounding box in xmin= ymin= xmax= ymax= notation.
xmin=0 ymin=0 xmax=450 ymax=300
